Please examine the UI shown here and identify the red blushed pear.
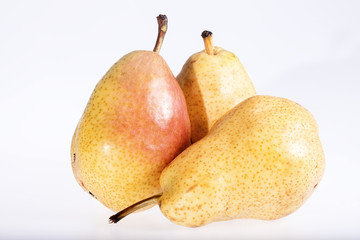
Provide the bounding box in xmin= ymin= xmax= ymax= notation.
xmin=71 ymin=15 xmax=191 ymax=212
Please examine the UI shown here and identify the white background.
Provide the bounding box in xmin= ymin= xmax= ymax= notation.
xmin=1 ymin=0 xmax=359 ymax=239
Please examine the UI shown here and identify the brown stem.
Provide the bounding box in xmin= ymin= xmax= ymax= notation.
xmin=153 ymin=15 xmax=168 ymax=53
xmin=109 ymin=194 xmax=162 ymax=224
xmin=201 ymin=30 xmax=214 ymax=55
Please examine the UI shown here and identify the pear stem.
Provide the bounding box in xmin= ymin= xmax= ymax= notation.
xmin=109 ymin=194 xmax=162 ymax=224
xmin=201 ymin=30 xmax=214 ymax=55
xmin=153 ymin=15 xmax=168 ymax=53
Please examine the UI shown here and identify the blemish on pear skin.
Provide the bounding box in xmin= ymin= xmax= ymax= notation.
xmin=80 ymin=181 xmax=88 ymax=191
xmin=186 ymin=184 xmax=198 ymax=193
xmin=89 ymin=191 xmax=97 ymax=199
xmin=73 ymin=153 xmax=76 ymax=163
xmin=168 ymin=216 xmax=180 ymax=222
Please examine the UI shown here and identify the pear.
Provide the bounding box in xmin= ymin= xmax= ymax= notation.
xmin=71 ymin=15 xmax=191 ymax=212
xmin=177 ymin=31 xmax=256 ymax=143
xmin=110 ymin=95 xmax=325 ymax=227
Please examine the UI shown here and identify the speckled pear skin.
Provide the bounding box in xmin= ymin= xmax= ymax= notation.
xmin=71 ymin=50 xmax=191 ymax=212
xmin=177 ymin=46 xmax=256 ymax=143
xmin=159 ymin=95 xmax=325 ymax=227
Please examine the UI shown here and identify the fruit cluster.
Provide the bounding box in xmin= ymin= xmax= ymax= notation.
xmin=71 ymin=15 xmax=325 ymax=227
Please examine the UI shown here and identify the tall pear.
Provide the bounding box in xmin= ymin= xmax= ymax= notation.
xmin=177 ymin=31 xmax=256 ymax=142
xmin=110 ymin=96 xmax=325 ymax=227
xmin=71 ymin=15 xmax=191 ymax=212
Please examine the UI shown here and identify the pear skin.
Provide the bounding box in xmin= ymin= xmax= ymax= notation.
xmin=157 ymin=95 xmax=325 ymax=227
xmin=177 ymin=31 xmax=256 ymax=142
xmin=71 ymin=16 xmax=191 ymax=212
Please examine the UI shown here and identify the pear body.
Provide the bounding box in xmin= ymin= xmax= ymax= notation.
xmin=159 ymin=95 xmax=325 ymax=227
xmin=71 ymin=50 xmax=191 ymax=211
xmin=177 ymin=47 xmax=256 ymax=142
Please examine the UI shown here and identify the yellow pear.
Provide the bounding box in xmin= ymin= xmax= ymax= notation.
xmin=71 ymin=15 xmax=191 ymax=212
xmin=110 ymin=95 xmax=325 ymax=227
xmin=177 ymin=31 xmax=256 ymax=142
